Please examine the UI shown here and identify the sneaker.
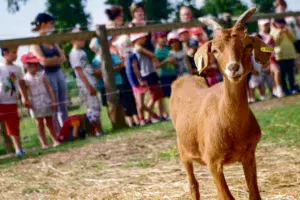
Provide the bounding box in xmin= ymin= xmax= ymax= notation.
xmin=16 ymin=150 xmax=25 ymax=156
xmin=150 ymin=117 xmax=160 ymax=124
xmin=96 ymin=131 xmax=107 ymax=136
xmin=276 ymin=86 xmax=285 ymax=98
xmin=139 ymin=120 xmax=146 ymax=126
xmin=248 ymin=98 xmax=255 ymax=103
xmin=260 ymin=96 xmax=266 ymax=101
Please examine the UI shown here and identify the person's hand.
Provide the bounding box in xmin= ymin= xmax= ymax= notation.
xmin=252 ymin=69 xmax=259 ymax=76
xmin=139 ymin=80 xmax=148 ymax=88
xmin=22 ymin=98 xmax=32 ymax=108
xmin=88 ymin=86 xmax=97 ymax=96
xmin=166 ymin=57 xmax=177 ymax=65
xmin=51 ymin=101 xmax=58 ymax=111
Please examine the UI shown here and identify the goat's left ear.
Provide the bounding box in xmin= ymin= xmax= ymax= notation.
xmin=250 ymin=36 xmax=273 ymax=65
xmin=194 ymin=41 xmax=212 ymax=75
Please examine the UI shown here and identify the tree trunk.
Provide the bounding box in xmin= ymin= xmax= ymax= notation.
xmin=0 ymin=122 xmax=14 ymax=154
xmin=95 ymin=25 xmax=127 ymax=129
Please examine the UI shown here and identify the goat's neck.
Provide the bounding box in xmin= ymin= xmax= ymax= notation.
xmin=221 ymin=78 xmax=250 ymax=117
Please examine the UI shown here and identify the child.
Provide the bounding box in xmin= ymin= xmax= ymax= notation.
xmin=93 ymin=36 xmax=139 ymax=127
xmin=58 ymin=114 xmax=92 ymax=141
xmin=69 ymin=29 xmax=105 ymax=136
xmin=154 ymin=31 xmax=177 ymax=98
xmin=0 ymin=47 xmax=30 ymax=156
xmin=167 ymin=32 xmax=193 ymax=76
xmin=248 ymin=54 xmax=267 ymax=103
xmin=271 ymin=19 xmax=299 ymax=95
xmin=21 ymin=53 xmax=60 ymax=148
xmin=126 ymin=32 xmax=163 ymax=125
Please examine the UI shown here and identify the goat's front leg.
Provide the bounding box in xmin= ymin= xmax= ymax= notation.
xmin=182 ymin=161 xmax=200 ymax=200
xmin=242 ymin=152 xmax=261 ymax=200
xmin=208 ymin=162 xmax=234 ymax=200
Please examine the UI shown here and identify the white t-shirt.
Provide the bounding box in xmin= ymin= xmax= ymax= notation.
xmin=69 ymin=48 xmax=96 ymax=88
xmin=169 ymin=50 xmax=188 ymax=76
xmin=0 ymin=64 xmax=24 ymax=104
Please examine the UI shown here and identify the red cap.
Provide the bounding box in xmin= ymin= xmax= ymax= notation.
xmin=21 ymin=53 xmax=40 ymax=64
xmin=189 ymin=27 xmax=204 ymax=35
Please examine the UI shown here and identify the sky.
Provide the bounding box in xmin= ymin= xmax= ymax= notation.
xmin=0 ymin=0 xmax=300 ymax=64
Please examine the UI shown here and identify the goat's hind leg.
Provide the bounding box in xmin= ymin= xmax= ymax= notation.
xmin=242 ymin=152 xmax=261 ymax=200
xmin=182 ymin=161 xmax=200 ymax=200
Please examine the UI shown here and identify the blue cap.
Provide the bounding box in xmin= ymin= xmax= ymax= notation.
xmin=32 ymin=13 xmax=54 ymax=26
xmin=107 ymin=36 xmax=113 ymax=41
xmin=1 ymin=48 xmax=8 ymax=56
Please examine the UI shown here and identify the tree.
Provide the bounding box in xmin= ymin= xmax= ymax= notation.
xmin=142 ymin=0 xmax=173 ymax=22
xmin=251 ymin=0 xmax=274 ymax=13
xmin=201 ymin=0 xmax=248 ymax=17
xmin=105 ymin=0 xmax=133 ymax=22
xmin=5 ymin=0 xmax=28 ymax=13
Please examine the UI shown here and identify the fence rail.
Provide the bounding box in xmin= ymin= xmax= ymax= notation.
xmin=0 ymin=11 xmax=299 ymax=47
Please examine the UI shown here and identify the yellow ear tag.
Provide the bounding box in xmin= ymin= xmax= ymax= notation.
xmin=260 ymin=47 xmax=274 ymax=53
xmin=197 ymin=56 xmax=203 ymax=73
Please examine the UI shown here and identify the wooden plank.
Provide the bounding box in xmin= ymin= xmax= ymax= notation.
xmin=0 ymin=11 xmax=299 ymax=47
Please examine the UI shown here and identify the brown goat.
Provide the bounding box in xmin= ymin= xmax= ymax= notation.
xmin=169 ymin=8 xmax=272 ymax=200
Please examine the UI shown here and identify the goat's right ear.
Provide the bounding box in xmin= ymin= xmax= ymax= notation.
xmin=194 ymin=41 xmax=212 ymax=75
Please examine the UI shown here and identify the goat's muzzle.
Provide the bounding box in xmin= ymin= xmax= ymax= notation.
xmin=225 ymin=62 xmax=243 ymax=81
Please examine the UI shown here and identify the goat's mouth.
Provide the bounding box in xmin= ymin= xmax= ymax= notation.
xmin=228 ymin=74 xmax=242 ymax=82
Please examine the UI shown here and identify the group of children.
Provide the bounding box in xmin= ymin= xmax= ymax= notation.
xmin=2 ymin=15 xmax=300 ymax=156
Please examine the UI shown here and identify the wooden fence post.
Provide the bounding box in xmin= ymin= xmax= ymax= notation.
xmin=95 ymin=25 xmax=127 ymax=129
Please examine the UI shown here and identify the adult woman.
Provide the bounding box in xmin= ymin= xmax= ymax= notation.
xmin=128 ymin=2 xmax=154 ymax=52
xmin=30 ymin=13 xmax=68 ymax=135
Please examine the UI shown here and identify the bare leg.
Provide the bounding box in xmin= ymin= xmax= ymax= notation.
xmin=242 ymin=153 xmax=261 ymax=200
xmin=208 ymin=162 xmax=234 ymax=200
xmin=182 ymin=161 xmax=200 ymax=200
xmin=125 ymin=116 xmax=133 ymax=127
xmin=133 ymin=114 xmax=140 ymax=125
xmin=35 ymin=118 xmax=49 ymax=148
xmin=45 ymin=117 xmax=60 ymax=146
xmin=10 ymin=135 xmax=22 ymax=153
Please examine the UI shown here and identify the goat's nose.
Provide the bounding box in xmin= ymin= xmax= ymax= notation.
xmin=228 ymin=63 xmax=240 ymax=73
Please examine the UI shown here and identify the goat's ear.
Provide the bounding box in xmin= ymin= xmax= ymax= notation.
xmin=250 ymin=36 xmax=273 ymax=65
xmin=194 ymin=41 xmax=212 ymax=75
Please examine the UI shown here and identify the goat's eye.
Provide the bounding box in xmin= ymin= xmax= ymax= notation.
xmin=212 ymin=49 xmax=218 ymax=54
xmin=244 ymin=44 xmax=253 ymax=49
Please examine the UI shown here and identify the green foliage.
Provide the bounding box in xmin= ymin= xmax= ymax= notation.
xmin=201 ymin=0 xmax=248 ymax=17
xmin=105 ymin=0 xmax=133 ymax=22
xmin=251 ymin=0 xmax=274 ymax=13
xmin=142 ymin=0 xmax=173 ymax=22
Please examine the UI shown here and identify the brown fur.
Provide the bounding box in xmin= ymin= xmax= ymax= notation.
xmin=169 ymin=8 xmax=272 ymax=200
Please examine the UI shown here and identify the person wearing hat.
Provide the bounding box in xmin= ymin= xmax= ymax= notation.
xmin=167 ymin=32 xmax=193 ymax=76
xmin=271 ymin=18 xmax=299 ymax=95
xmin=256 ymin=19 xmax=284 ymax=98
xmin=29 ymin=12 xmax=68 ymax=136
xmin=69 ymin=28 xmax=106 ymax=136
xmin=0 ymin=47 xmax=29 ymax=156
xmin=21 ymin=53 xmax=60 ymax=148
xmin=126 ymin=32 xmax=165 ymax=125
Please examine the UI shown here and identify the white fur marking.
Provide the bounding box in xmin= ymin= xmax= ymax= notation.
xmin=225 ymin=61 xmax=243 ymax=77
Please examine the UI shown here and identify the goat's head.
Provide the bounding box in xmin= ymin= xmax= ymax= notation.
xmin=195 ymin=8 xmax=273 ymax=84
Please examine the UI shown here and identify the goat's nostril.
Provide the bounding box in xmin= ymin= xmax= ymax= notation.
xmin=228 ymin=64 xmax=239 ymax=73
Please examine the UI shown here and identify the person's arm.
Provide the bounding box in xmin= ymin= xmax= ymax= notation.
xmin=285 ymin=28 xmax=296 ymax=42
xmin=30 ymin=45 xmax=61 ymax=67
xmin=55 ymin=44 xmax=67 ymax=63
xmin=19 ymin=79 xmax=31 ymax=108
xmin=72 ymin=126 xmax=79 ymax=138
xmin=132 ymin=58 xmax=146 ymax=86
xmin=75 ymin=67 xmax=97 ymax=96
xmin=113 ymin=63 xmax=125 ymax=72
xmin=156 ymin=57 xmax=176 ymax=69
xmin=43 ymin=74 xmax=57 ymax=110
xmin=136 ymin=45 xmax=156 ymax=59
xmin=184 ymin=56 xmax=193 ymax=74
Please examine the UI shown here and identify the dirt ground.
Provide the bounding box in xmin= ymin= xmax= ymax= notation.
xmin=0 ymin=95 xmax=299 ymax=200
